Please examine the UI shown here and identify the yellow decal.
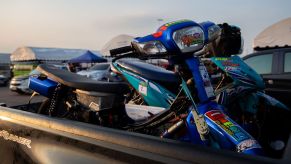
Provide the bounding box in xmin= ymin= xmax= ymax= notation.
xmin=215 ymin=57 xmax=229 ymax=61
xmin=164 ymin=19 xmax=191 ymax=27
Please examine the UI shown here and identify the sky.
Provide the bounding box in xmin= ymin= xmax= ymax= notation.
xmin=0 ymin=0 xmax=290 ymax=55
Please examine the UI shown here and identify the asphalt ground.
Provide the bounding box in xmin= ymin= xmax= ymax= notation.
xmin=0 ymin=85 xmax=45 ymax=107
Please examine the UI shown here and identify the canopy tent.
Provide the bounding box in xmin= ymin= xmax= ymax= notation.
xmin=0 ymin=53 xmax=10 ymax=64
xmin=253 ymin=17 xmax=291 ymax=50
xmin=100 ymin=34 xmax=134 ymax=56
xmin=68 ymin=51 xmax=107 ymax=63
xmin=10 ymin=47 xmax=101 ymax=63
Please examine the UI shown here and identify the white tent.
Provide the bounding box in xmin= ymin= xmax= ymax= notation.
xmin=253 ymin=17 xmax=291 ymax=50
xmin=100 ymin=34 xmax=134 ymax=56
xmin=0 ymin=53 xmax=10 ymax=64
xmin=10 ymin=47 xmax=100 ymax=62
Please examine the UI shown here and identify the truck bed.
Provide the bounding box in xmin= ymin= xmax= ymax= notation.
xmin=0 ymin=105 xmax=290 ymax=164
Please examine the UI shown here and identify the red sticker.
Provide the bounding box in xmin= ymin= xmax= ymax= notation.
xmin=153 ymin=31 xmax=163 ymax=38
xmin=222 ymin=61 xmax=240 ymax=67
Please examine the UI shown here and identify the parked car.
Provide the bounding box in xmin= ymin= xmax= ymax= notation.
xmin=77 ymin=63 xmax=110 ymax=80
xmin=9 ymin=69 xmax=41 ymax=94
xmin=0 ymin=74 xmax=9 ymax=86
xmin=243 ymin=47 xmax=291 ymax=108
xmin=0 ymin=64 xmax=12 ymax=80
xmin=9 ymin=64 xmax=67 ymax=94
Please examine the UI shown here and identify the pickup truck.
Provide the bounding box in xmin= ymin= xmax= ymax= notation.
xmin=0 ymin=102 xmax=290 ymax=164
xmin=243 ymin=47 xmax=291 ymax=108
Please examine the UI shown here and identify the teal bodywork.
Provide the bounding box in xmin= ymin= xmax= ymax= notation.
xmin=113 ymin=63 xmax=175 ymax=108
xmin=211 ymin=56 xmax=265 ymax=89
xmin=211 ymin=56 xmax=289 ymax=111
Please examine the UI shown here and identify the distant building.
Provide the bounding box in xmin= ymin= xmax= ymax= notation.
xmin=10 ymin=46 xmax=102 ymax=77
xmin=0 ymin=53 xmax=10 ymax=64
xmin=100 ymin=34 xmax=134 ymax=56
xmin=253 ymin=17 xmax=291 ymax=50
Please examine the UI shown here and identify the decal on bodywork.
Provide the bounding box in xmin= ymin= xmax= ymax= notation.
xmin=205 ymin=110 xmax=249 ymax=142
xmin=236 ymin=139 xmax=261 ymax=152
xmin=0 ymin=130 xmax=31 ymax=148
xmin=138 ymin=82 xmax=148 ymax=96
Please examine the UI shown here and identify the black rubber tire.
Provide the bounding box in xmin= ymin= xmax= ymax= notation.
xmin=37 ymin=98 xmax=51 ymax=115
xmin=37 ymin=98 xmax=69 ymax=117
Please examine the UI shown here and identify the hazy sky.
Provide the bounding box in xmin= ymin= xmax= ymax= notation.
xmin=0 ymin=0 xmax=290 ymax=55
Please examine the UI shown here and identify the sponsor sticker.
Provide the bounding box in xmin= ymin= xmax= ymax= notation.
xmin=138 ymin=82 xmax=148 ymax=96
xmin=205 ymin=110 xmax=249 ymax=142
xmin=214 ymin=57 xmax=229 ymax=61
xmin=199 ymin=65 xmax=215 ymax=98
xmin=181 ymin=33 xmax=203 ymax=46
xmin=222 ymin=61 xmax=240 ymax=67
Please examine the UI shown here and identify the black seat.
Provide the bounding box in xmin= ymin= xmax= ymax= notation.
xmin=36 ymin=64 xmax=129 ymax=94
xmin=116 ymin=60 xmax=179 ymax=83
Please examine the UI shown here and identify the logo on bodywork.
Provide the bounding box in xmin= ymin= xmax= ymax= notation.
xmin=237 ymin=139 xmax=261 ymax=152
xmin=205 ymin=110 xmax=249 ymax=142
xmin=222 ymin=61 xmax=240 ymax=67
xmin=138 ymin=82 xmax=148 ymax=96
xmin=0 ymin=130 xmax=31 ymax=148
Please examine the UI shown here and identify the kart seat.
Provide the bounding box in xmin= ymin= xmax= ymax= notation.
xmin=36 ymin=64 xmax=129 ymax=94
xmin=116 ymin=60 xmax=179 ymax=84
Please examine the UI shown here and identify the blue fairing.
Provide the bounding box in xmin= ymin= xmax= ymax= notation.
xmin=185 ymin=57 xmax=215 ymax=103
xmin=185 ymin=102 xmax=262 ymax=154
xmin=135 ymin=20 xmax=202 ymax=53
xmin=199 ymin=21 xmax=216 ymax=43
